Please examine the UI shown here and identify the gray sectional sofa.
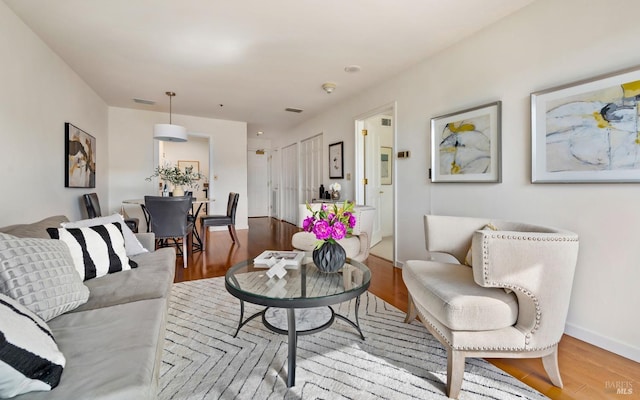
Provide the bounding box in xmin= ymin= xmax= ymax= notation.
xmin=0 ymin=215 xmax=176 ymax=400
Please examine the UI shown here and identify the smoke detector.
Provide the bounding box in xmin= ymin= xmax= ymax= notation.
xmin=321 ymin=82 xmax=337 ymax=94
xmin=344 ymin=65 xmax=361 ymax=73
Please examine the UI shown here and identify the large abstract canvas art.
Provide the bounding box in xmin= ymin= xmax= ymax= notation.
xmin=430 ymin=101 xmax=501 ymax=182
xmin=65 ymin=123 xmax=96 ymax=188
xmin=532 ymin=66 xmax=640 ymax=182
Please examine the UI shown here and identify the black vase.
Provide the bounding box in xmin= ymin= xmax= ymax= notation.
xmin=312 ymin=241 xmax=346 ymax=273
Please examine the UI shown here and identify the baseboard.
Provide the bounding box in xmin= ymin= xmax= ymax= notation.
xmin=206 ymin=225 xmax=248 ymax=231
xmin=564 ymin=322 xmax=640 ymax=362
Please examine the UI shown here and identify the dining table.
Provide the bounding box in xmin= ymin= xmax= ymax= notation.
xmin=122 ymin=197 xmax=214 ymax=251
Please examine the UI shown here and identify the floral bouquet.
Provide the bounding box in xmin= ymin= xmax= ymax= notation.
xmin=146 ymin=163 xmax=203 ymax=189
xmin=303 ymin=201 xmax=356 ymax=249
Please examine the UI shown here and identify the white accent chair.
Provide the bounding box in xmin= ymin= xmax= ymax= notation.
xmin=291 ymin=203 xmax=375 ymax=262
xmin=403 ymin=215 xmax=579 ymax=399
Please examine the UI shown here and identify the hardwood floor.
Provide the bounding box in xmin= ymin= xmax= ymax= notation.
xmin=175 ymin=217 xmax=639 ymax=399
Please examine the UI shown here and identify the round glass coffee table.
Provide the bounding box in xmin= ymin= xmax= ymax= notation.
xmin=225 ymin=257 xmax=371 ymax=387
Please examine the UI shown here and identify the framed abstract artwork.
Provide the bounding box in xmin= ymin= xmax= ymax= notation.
xmin=65 ymin=122 xmax=96 ymax=188
xmin=532 ymin=66 xmax=640 ymax=182
xmin=430 ymin=101 xmax=501 ymax=183
xmin=178 ymin=160 xmax=199 ymax=174
xmin=329 ymin=141 xmax=344 ymax=179
xmin=380 ymin=146 xmax=392 ymax=185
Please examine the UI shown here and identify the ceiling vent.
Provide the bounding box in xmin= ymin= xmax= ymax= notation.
xmin=381 ymin=118 xmax=392 ymax=126
xmin=285 ymin=108 xmax=304 ymax=113
xmin=133 ymin=98 xmax=156 ymax=105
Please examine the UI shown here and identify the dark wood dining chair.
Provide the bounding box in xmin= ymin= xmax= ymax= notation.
xmin=83 ymin=193 xmax=139 ymax=232
xmin=144 ymin=196 xmax=194 ymax=269
xmin=200 ymin=192 xmax=239 ymax=249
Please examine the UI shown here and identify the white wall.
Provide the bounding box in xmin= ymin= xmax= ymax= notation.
xmin=0 ymin=1 xmax=108 ymax=226
xmin=108 ymin=107 xmax=249 ymax=230
xmin=275 ymin=0 xmax=640 ymax=361
xmin=247 ymin=138 xmax=272 ymax=151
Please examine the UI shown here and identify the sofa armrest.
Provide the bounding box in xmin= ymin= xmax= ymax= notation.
xmin=471 ymin=228 xmax=579 ymax=346
xmin=135 ymin=232 xmax=156 ymax=252
xmin=354 ymin=232 xmax=370 ymax=261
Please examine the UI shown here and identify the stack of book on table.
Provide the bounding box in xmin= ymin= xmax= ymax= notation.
xmin=253 ymin=250 xmax=304 ymax=269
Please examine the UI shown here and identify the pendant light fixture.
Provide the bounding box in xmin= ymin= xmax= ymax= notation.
xmin=154 ymin=91 xmax=187 ymax=142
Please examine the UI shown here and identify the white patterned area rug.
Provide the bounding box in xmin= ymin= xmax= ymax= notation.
xmin=160 ymin=277 xmax=547 ymax=400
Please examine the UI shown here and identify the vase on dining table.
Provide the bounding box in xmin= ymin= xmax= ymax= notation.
xmin=172 ymin=185 xmax=184 ymax=196
xmin=312 ymin=241 xmax=346 ymax=273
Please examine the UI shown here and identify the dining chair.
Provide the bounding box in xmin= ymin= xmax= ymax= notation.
xmin=144 ymin=196 xmax=194 ymax=269
xmin=83 ymin=193 xmax=139 ymax=233
xmin=184 ymin=193 xmax=203 ymax=252
xmin=200 ymin=192 xmax=239 ymax=249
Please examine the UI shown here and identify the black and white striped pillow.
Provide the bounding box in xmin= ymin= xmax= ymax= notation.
xmin=0 ymin=293 xmax=65 ymax=397
xmin=46 ymin=223 xmax=138 ymax=281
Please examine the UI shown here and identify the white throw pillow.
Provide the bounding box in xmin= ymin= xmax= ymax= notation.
xmin=0 ymin=293 xmax=65 ymax=398
xmin=47 ymin=223 xmax=138 ymax=281
xmin=464 ymin=223 xmax=498 ymax=267
xmin=62 ymin=214 xmax=147 ymax=256
xmin=0 ymin=233 xmax=89 ymax=322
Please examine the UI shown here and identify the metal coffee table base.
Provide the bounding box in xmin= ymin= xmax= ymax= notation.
xmin=232 ymin=297 xmax=365 ymax=387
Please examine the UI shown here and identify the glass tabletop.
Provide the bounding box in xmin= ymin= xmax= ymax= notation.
xmin=225 ymin=258 xmax=371 ymax=308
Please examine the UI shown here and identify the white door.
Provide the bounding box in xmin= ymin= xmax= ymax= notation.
xmin=281 ymin=143 xmax=299 ymax=225
xmin=300 ymin=134 xmax=323 ymax=203
xmin=247 ymin=150 xmax=269 ymax=217
xmin=355 ymin=106 xmax=395 ymax=262
xmin=270 ymin=149 xmax=281 ymax=219
xmin=363 ymin=120 xmax=383 ymax=246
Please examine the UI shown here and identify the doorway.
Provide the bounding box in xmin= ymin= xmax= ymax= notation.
xmin=141 ymin=133 xmax=213 ymax=232
xmin=355 ymin=103 xmax=396 ymax=264
xmin=247 ymin=149 xmax=270 ymax=217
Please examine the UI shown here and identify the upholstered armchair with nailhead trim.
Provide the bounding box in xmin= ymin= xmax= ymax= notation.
xmin=403 ymin=214 xmax=579 ymax=399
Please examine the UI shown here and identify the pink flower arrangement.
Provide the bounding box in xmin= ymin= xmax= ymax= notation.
xmin=303 ymin=201 xmax=356 ymax=248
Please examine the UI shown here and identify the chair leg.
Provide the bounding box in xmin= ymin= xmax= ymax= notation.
xmin=542 ymin=345 xmax=563 ymax=388
xmin=182 ymin=235 xmax=188 ymax=269
xmin=228 ymin=225 xmax=240 ymax=246
xmin=447 ymin=349 xmax=465 ymax=399
xmin=404 ymin=294 xmax=418 ymax=323
xmin=201 ymin=224 xmax=207 ymax=249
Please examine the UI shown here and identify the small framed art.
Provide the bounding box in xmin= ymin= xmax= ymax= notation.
xmin=178 ymin=160 xmax=200 ymax=174
xmin=381 ymin=146 xmax=392 ymax=185
xmin=329 ymin=141 xmax=344 ymax=179
xmin=65 ymin=122 xmax=96 ymax=188
xmin=430 ymin=101 xmax=501 ymax=183
xmin=532 ymin=65 xmax=640 ymax=182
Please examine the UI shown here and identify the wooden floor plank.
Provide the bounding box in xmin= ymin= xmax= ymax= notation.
xmin=172 ymin=217 xmax=639 ymax=400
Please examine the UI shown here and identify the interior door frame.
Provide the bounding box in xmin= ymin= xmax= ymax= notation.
xmin=153 ymin=132 xmax=214 ymax=200
xmin=354 ymin=101 xmax=397 ymax=266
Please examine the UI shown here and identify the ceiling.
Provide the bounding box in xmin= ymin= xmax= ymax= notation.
xmin=4 ymin=0 xmax=534 ymax=138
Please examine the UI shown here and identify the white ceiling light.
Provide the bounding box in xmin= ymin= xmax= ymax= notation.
xmin=322 ymin=82 xmax=337 ymax=94
xmin=154 ymin=91 xmax=187 ymax=142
